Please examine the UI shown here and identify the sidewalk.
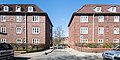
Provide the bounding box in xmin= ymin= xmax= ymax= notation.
xmin=65 ymin=48 xmax=102 ymax=58
xmin=14 ymin=49 xmax=53 ymax=58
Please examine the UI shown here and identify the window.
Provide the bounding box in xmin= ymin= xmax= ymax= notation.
xmin=16 ymin=6 xmax=21 ymax=12
xmin=98 ymin=27 xmax=104 ymax=34
xmin=98 ymin=16 xmax=104 ymax=22
xmin=0 ymin=38 xmax=6 ymax=43
xmin=98 ymin=39 xmax=103 ymax=43
xmin=1 ymin=27 xmax=6 ymax=33
xmin=108 ymin=6 xmax=116 ymax=12
xmin=16 ymin=27 xmax=22 ymax=34
xmin=28 ymin=6 xmax=33 ymax=12
xmin=80 ymin=39 xmax=88 ymax=43
xmin=50 ymin=32 xmax=52 ymax=37
xmin=1 ymin=15 xmax=6 ymax=22
xmin=32 ymin=16 xmax=39 ymax=22
xmin=16 ymin=16 xmax=21 ymax=22
xmin=50 ymin=25 xmax=52 ymax=29
xmin=114 ymin=27 xmax=119 ymax=34
xmin=113 ymin=39 xmax=119 ymax=43
xmin=106 ymin=16 xmax=109 ymax=21
xmin=3 ymin=6 xmax=9 ymax=12
xmin=32 ymin=27 xmax=40 ymax=34
xmin=94 ymin=7 xmax=102 ymax=12
xmin=80 ymin=27 xmax=88 ymax=34
xmin=32 ymin=39 xmax=40 ymax=44
xmin=80 ymin=16 xmax=88 ymax=22
xmin=114 ymin=16 xmax=119 ymax=22
xmin=106 ymin=28 xmax=109 ymax=33
xmin=16 ymin=38 xmax=22 ymax=43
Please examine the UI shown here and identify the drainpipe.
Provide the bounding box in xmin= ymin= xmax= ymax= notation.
xmin=25 ymin=13 xmax=28 ymax=52
xmin=93 ymin=13 xmax=95 ymax=42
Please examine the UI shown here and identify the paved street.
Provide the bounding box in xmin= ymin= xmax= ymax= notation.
xmin=14 ymin=48 xmax=103 ymax=60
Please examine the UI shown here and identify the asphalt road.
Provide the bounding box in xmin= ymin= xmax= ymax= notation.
xmin=30 ymin=49 xmax=102 ymax=60
xmin=14 ymin=49 xmax=103 ymax=60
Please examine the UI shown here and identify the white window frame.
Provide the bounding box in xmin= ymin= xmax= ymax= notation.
xmin=113 ymin=39 xmax=119 ymax=43
xmin=80 ymin=16 xmax=88 ymax=22
xmin=80 ymin=27 xmax=88 ymax=34
xmin=114 ymin=27 xmax=119 ymax=34
xmin=32 ymin=16 xmax=39 ymax=22
xmin=80 ymin=39 xmax=88 ymax=43
xmin=28 ymin=6 xmax=33 ymax=12
xmin=94 ymin=7 xmax=102 ymax=12
xmin=3 ymin=6 xmax=9 ymax=12
xmin=1 ymin=27 xmax=6 ymax=33
xmin=0 ymin=38 xmax=7 ymax=43
xmin=16 ymin=6 xmax=21 ymax=12
xmin=98 ymin=16 xmax=104 ymax=22
xmin=98 ymin=39 xmax=103 ymax=43
xmin=98 ymin=27 xmax=104 ymax=34
xmin=106 ymin=27 xmax=109 ymax=33
xmin=16 ymin=38 xmax=22 ymax=43
xmin=16 ymin=16 xmax=22 ymax=22
xmin=108 ymin=6 xmax=116 ymax=12
xmin=1 ymin=15 xmax=6 ymax=22
xmin=114 ymin=16 xmax=119 ymax=22
xmin=32 ymin=38 xmax=40 ymax=44
xmin=32 ymin=27 xmax=40 ymax=34
xmin=16 ymin=27 xmax=22 ymax=34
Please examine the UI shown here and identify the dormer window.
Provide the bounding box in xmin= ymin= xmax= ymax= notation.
xmin=93 ymin=7 xmax=102 ymax=12
xmin=28 ymin=6 xmax=33 ymax=12
xmin=3 ymin=6 xmax=9 ymax=12
xmin=16 ymin=6 xmax=21 ymax=12
xmin=108 ymin=6 xmax=116 ymax=12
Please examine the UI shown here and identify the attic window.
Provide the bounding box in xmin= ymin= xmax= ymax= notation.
xmin=16 ymin=6 xmax=21 ymax=12
xmin=108 ymin=6 xmax=116 ymax=12
xmin=28 ymin=6 xmax=33 ymax=12
xmin=3 ymin=6 xmax=9 ymax=12
xmin=93 ymin=6 xmax=101 ymax=12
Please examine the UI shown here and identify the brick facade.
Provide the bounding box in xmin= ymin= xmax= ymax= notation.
xmin=68 ymin=4 xmax=120 ymax=47
xmin=0 ymin=4 xmax=53 ymax=48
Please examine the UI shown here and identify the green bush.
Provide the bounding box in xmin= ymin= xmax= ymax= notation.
xmin=87 ymin=43 xmax=97 ymax=48
xmin=102 ymin=43 xmax=113 ymax=48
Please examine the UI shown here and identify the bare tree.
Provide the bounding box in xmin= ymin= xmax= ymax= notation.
xmin=53 ymin=26 xmax=64 ymax=46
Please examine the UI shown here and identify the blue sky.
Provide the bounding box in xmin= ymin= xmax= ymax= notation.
xmin=0 ymin=0 xmax=120 ymax=37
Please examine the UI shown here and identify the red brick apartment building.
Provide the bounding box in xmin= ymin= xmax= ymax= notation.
xmin=68 ymin=4 xmax=120 ymax=47
xmin=0 ymin=4 xmax=53 ymax=48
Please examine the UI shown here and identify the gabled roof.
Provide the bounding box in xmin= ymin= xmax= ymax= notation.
xmin=76 ymin=4 xmax=120 ymax=13
xmin=68 ymin=4 xmax=120 ymax=27
xmin=0 ymin=4 xmax=53 ymax=27
xmin=0 ymin=4 xmax=44 ymax=12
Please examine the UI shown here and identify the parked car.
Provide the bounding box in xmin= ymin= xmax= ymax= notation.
xmin=57 ymin=44 xmax=64 ymax=49
xmin=0 ymin=43 xmax=14 ymax=60
xmin=49 ymin=46 xmax=54 ymax=49
xmin=102 ymin=45 xmax=120 ymax=60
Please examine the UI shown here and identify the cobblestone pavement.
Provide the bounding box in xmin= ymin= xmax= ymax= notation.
xmin=30 ymin=49 xmax=102 ymax=60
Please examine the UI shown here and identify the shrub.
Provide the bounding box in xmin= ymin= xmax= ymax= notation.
xmin=102 ymin=43 xmax=113 ymax=48
xmin=87 ymin=43 xmax=97 ymax=48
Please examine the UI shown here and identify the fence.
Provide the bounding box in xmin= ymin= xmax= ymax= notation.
xmin=10 ymin=43 xmax=46 ymax=52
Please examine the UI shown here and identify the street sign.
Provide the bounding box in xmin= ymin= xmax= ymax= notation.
xmin=80 ymin=35 xmax=83 ymax=39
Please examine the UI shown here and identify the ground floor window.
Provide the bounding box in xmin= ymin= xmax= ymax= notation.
xmin=98 ymin=39 xmax=103 ymax=43
xmin=113 ymin=39 xmax=119 ymax=43
xmin=16 ymin=38 xmax=22 ymax=43
xmin=32 ymin=38 xmax=40 ymax=44
xmin=0 ymin=38 xmax=7 ymax=43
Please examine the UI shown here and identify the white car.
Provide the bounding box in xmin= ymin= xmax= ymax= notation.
xmin=0 ymin=43 xmax=14 ymax=60
xmin=102 ymin=45 xmax=120 ymax=60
